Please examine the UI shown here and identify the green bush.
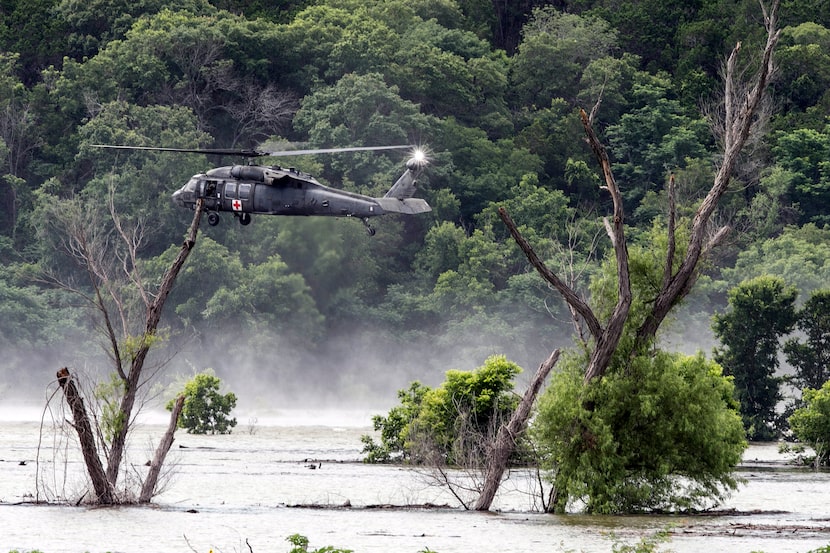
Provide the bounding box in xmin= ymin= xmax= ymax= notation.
xmin=168 ymin=371 xmax=237 ymax=435
xmin=789 ymin=380 xmax=830 ymax=468
xmin=362 ymin=355 xmax=522 ymax=465
xmin=533 ymin=350 xmax=746 ymax=514
xmin=286 ymin=533 xmax=353 ymax=553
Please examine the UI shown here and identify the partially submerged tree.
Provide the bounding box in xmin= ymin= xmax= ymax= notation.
xmin=534 ymin=349 xmax=745 ymax=513
xmin=170 ymin=371 xmax=238 ymax=435
xmin=44 ymin=189 xmax=204 ymax=504
xmin=362 ymin=355 xmax=540 ymax=509
xmin=494 ymin=0 xmax=781 ymax=512
xmin=789 ymin=380 xmax=830 ymax=469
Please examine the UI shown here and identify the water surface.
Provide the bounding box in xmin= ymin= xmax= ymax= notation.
xmin=1 ymin=411 xmax=828 ymax=553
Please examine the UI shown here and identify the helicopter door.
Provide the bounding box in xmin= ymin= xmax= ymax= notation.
xmin=238 ymin=183 xmax=252 ymax=211
xmin=203 ymin=180 xmax=220 ymax=209
xmin=224 ymin=182 xmax=241 ymax=213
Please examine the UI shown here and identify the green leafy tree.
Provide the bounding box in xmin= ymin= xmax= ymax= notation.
xmin=525 ymin=224 xmax=746 ymax=514
xmin=145 ymin=236 xmax=247 ymax=330
xmin=515 ymin=98 xmax=597 ymax=201
xmin=476 ymin=173 xmax=573 ymax=243
xmin=582 ymin=0 xmax=696 ymax=72
xmin=604 ymin=73 xmax=711 ymax=217
xmin=789 ymin=380 xmax=830 ymax=468
xmin=533 ymin=349 xmax=746 ymax=514
xmin=362 ymin=355 xmax=522 ymax=466
xmin=361 ymin=381 xmax=429 ymax=463
xmin=202 ymin=253 xmax=324 ymax=343
xmin=48 ymin=9 xmax=290 ymax=149
xmin=389 ymin=19 xmax=511 ymax=134
xmin=784 ymin=289 xmax=830 ymax=391
xmin=292 ymin=72 xmax=437 ymax=186
xmin=414 ymin=355 xmax=521 ymax=465
xmin=0 ymin=275 xmax=52 ymax=350
xmin=0 ymin=0 xmax=68 ymax=84
xmin=722 ymin=224 xmax=830 ymax=297
xmin=768 ymin=125 xmax=830 ymax=226
xmin=277 ymin=3 xmax=399 ymax=88
xmin=54 ymin=0 xmax=216 ymax=59
xmin=434 ymin=118 xmax=543 ymax=220
xmin=773 ymin=22 xmax=830 ymax=125
xmin=509 ymin=8 xmax=617 ymax=109
xmin=713 ymin=276 xmax=798 ymax=440
xmin=170 ymin=371 xmax=238 ymax=435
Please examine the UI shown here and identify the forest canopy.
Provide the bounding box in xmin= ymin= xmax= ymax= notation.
xmin=1 ymin=0 xmax=829 ymax=408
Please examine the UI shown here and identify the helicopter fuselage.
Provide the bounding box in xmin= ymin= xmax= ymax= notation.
xmin=174 ymin=165 xmax=381 ymax=217
xmin=171 ymin=155 xmax=430 ymax=233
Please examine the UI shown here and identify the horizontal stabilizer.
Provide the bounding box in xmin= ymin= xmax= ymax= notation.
xmin=376 ymin=197 xmax=432 ymax=214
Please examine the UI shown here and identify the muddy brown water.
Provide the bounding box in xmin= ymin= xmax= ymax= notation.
xmin=1 ymin=409 xmax=829 ymax=553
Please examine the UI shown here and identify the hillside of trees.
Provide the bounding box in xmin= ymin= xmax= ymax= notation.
xmin=2 ymin=0 xmax=829 ymax=410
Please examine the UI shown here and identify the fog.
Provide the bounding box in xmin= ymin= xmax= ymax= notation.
xmin=0 ymin=298 xmax=723 ymax=426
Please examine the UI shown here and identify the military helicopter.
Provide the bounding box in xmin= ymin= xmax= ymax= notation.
xmin=92 ymin=144 xmax=431 ymax=235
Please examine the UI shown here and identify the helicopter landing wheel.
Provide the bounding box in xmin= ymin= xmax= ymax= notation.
xmin=239 ymin=213 xmax=252 ymax=226
xmin=207 ymin=212 xmax=220 ymax=226
xmin=362 ymin=218 xmax=376 ymax=236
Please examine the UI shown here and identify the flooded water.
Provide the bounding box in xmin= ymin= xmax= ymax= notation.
xmin=1 ymin=409 xmax=829 ymax=553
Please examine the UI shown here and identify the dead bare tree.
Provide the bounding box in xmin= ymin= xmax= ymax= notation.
xmin=56 ymin=367 xmax=115 ymax=504
xmin=139 ymin=394 xmax=184 ymax=503
xmin=474 ymin=349 xmax=560 ymax=511
xmin=45 ymin=193 xmax=205 ymax=504
xmin=467 ymin=0 xmax=781 ymax=513
xmin=224 ymin=80 xmax=298 ymax=148
xmin=499 ymin=0 xmax=781 ymax=385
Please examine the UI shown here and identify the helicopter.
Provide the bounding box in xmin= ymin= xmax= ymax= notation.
xmin=92 ymin=144 xmax=431 ymax=235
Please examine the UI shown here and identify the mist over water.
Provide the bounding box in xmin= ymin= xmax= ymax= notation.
xmin=0 ymin=287 xmax=726 ymax=428
xmin=0 ymin=318 xmax=568 ymax=424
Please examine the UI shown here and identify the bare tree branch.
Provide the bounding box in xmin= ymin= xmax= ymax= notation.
xmin=663 ymin=174 xmax=677 ymax=290
xmin=635 ymin=0 xmax=780 ymax=347
xmin=56 ymin=367 xmax=115 ymax=504
xmin=139 ymin=394 xmax=184 ymax=502
xmin=578 ymin=108 xmax=632 ymax=383
xmin=106 ymin=199 xmax=205 ymax=485
xmin=474 ymin=349 xmax=560 ymax=511
xmin=498 ymin=207 xmax=603 ymax=340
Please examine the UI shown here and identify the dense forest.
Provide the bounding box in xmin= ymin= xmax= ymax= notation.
xmin=2 ymin=0 xmax=830 ymax=412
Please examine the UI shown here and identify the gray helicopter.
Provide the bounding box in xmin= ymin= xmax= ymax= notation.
xmin=93 ymin=144 xmax=431 ymax=235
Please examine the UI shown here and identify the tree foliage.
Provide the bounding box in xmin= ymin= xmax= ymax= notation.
xmin=789 ymin=379 xmax=830 ymax=468
xmin=713 ymin=276 xmax=798 ymax=440
xmin=722 ymin=224 xmax=830 ymax=297
xmin=533 ymin=350 xmax=746 ymax=514
xmin=784 ymin=289 xmax=830 ymax=391
xmin=362 ymin=355 xmax=522 ymax=465
xmin=170 ymin=371 xmax=238 ymax=434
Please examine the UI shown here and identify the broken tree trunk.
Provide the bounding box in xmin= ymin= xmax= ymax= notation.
xmin=106 ymin=199 xmax=204 ymax=487
xmin=474 ymin=349 xmax=561 ymax=511
xmin=139 ymin=394 xmax=184 ymax=503
xmin=56 ymin=367 xmax=115 ymax=505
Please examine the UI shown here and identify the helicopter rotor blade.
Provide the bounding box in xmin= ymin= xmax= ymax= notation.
xmin=257 ymin=145 xmax=411 ymax=157
xmin=90 ymin=144 xmax=412 ymax=158
xmin=91 ymin=144 xmax=266 ymax=157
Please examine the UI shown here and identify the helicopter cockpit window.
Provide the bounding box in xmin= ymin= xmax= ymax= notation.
xmin=238 ymin=183 xmax=251 ymax=200
xmin=225 ymin=182 xmax=238 ymax=199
